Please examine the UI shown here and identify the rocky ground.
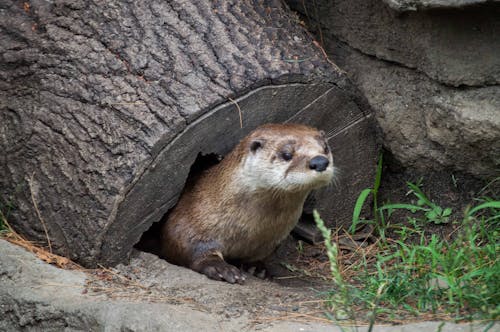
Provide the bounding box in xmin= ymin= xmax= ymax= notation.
xmin=1 ymin=239 xmax=497 ymax=331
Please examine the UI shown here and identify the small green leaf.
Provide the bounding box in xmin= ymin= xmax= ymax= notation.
xmin=426 ymin=210 xmax=437 ymax=219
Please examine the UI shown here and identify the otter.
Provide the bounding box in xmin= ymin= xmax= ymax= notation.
xmin=161 ymin=123 xmax=334 ymax=284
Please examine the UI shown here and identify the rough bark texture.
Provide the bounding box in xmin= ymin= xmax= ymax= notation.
xmin=1 ymin=1 xmax=375 ymax=266
xmin=287 ymin=0 xmax=500 ymax=178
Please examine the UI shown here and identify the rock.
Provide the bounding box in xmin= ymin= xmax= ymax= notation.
xmin=329 ymin=40 xmax=500 ymax=177
xmin=1 ymin=239 xmax=496 ymax=331
xmin=286 ymin=0 xmax=500 ymax=178
xmin=287 ymin=0 xmax=500 ymax=86
xmin=0 ymin=239 xmax=279 ymax=331
xmin=382 ymin=0 xmax=500 ymax=11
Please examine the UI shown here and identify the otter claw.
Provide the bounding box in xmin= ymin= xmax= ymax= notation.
xmin=199 ymin=260 xmax=245 ymax=284
xmin=241 ymin=261 xmax=269 ymax=279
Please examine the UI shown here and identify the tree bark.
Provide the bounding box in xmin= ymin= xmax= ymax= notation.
xmin=0 ymin=0 xmax=376 ymax=266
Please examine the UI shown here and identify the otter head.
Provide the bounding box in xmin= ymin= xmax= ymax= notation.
xmin=238 ymin=124 xmax=334 ymax=193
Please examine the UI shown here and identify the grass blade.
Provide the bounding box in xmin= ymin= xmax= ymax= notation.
xmin=467 ymin=201 xmax=500 ymax=217
xmin=379 ymin=203 xmax=428 ymax=214
xmin=351 ymin=188 xmax=373 ymax=233
xmin=374 ymin=153 xmax=383 ymax=193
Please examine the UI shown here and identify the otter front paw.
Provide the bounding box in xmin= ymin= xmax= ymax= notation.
xmin=201 ymin=260 xmax=246 ymax=284
xmin=192 ymin=253 xmax=246 ymax=284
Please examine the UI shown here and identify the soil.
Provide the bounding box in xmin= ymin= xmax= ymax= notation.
xmin=89 ymin=247 xmax=334 ymax=326
xmin=1 ymin=161 xmax=495 ymax=328
xmin=378 ymin=156 xmax=497 ymax=242
xmin=3 ymin=237 xmax=495 ymax=331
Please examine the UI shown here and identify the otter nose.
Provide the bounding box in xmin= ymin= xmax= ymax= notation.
xmin=309 ymin=156 xmax=329 ymax=172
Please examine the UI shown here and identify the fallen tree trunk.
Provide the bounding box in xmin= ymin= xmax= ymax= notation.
xmin=0 ymin=0 xmax=376 ymax=266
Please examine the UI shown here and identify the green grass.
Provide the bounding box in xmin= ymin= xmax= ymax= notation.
xmin=314 ymin=209 xmax=351 ymax=320
xmin=380 ymin=180 xmax=453 ymax=225
xmin=315 ymin=165 xmax=500 ymax=323
xmin=362 ymin=212 xmax=497 ymax=318
xmin=0 ymin=214 xmax=6 ymax=234
xmin=350 ymin=153 xmax=383 ymax=235
xmin=0 ymin=201 xmax=12 ymax=234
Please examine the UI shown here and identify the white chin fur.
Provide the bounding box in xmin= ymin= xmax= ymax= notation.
xmin=275 ymin=167 xmax=334 ymax=192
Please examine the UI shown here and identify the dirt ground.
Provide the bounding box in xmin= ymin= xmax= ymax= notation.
xmin=124 ymin=157 xmax=498 ymax=326
xmin=2 ymin=163 xmax=497 ymax=330
xmin=378 ymin=162 xmax=497 ymax=241
xmin=126 ymin=158 xmax=500 ymax=326
xmin=3 ymin=234 xmax=496 ymax=331
xmin=3 ymin=152 xmax=495 ymax=328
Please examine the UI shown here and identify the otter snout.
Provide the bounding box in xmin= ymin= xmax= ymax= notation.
xmin=309 ymin=156 xmax=329 ymax=172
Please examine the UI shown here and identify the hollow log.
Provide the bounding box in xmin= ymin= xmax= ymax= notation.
xmin=0 ymin=0 xmax=376 ymax=266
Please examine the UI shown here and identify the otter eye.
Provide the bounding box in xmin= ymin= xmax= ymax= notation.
xmin=281 ymin=151 xmax=293 ymax=161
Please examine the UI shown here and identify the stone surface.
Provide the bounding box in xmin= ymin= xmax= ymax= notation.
xmin=382 ymin=0 xmax=500 ymax=11
xmin=288 ymin=0 xmax=500 ymax=86
xmin=1 ymin=239 xmax=497 ymax=331
xmin=287 ymin=0 xmax=500 ymax=178
xmin=0 ymin=241 xmax=235 ymax=331
xmin=328 ymin=40 xmax=500 ymax=177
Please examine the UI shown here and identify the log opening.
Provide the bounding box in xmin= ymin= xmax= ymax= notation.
xmin=134 ymin=151 xmax=221 ymax=256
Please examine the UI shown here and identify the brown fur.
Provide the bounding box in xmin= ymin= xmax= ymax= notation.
xmin=161 ymin=123 xmax=334 ymax=283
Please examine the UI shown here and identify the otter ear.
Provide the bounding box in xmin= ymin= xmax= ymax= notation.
xmin=250 ymin=139 xmax=265 ymax=153
xmin=319 ymin=130 xmax=326 ymax=138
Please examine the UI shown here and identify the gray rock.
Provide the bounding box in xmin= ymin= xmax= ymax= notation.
xmin=328 ymin=41 xmax=500 ymax=177
xmin=1 ymin=239 xmax=497 ymax=331
xmin=0 ymin=239 xmax=224 ymax=331
xmin=382 ymin=0 xmax=500 ymax=11
xmin=288 ymin=0 xmax=500 ymax=87
xmin=287 ymin=0 xmax=500 ymax=178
